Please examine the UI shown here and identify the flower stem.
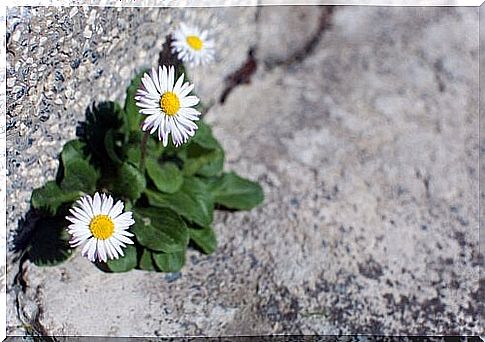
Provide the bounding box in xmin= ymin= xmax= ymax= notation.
xmin=139 ymin=131 xmax=149 ymax=170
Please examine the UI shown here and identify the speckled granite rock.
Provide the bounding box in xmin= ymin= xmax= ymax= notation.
xmin=6 ymin=5 xmax=482 ymax=337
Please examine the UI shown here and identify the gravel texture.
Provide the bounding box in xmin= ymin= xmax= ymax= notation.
xmin=5 ymin=5 xmax=483 ymax=337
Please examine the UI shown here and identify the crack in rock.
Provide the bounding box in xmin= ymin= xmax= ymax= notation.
xmin=10 ymin=253 xmax=52 ymax=339
xmin=219 ymin=48 xmax=258 ymax=104
xmin=265 ymin=6 xmax=334 ymax=70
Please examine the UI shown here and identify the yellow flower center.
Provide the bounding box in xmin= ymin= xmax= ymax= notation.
xmin=160 ymin=92 xmax=180 ymax=116
xmin=186 ymin=35 xmax=203 ymax=51
xmin=89 ymin=215 xmax=115 ymax=240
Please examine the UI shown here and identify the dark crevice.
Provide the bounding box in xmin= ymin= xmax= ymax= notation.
xmin=11 ymin=251 xmax=54 ymax=339
xmin=219 ymin=48 xmax=258 ymax=104
xmin=217 ymin=6 xmax=334 ymax=105
xmin=433 ymin=59 xmax=447 ymax=93
xmin=265 ymin=6 xmax=335 ymax=70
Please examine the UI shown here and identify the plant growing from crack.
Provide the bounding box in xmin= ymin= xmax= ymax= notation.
xmin=22 ymin=25 xmax=264 ymax=273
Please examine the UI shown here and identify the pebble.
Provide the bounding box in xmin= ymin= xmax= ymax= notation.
xmin=69 ymin=7 xmax=78 ymax=18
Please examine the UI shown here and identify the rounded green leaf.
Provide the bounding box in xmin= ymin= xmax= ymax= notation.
xmin=132 ymin=207 xmax=189 ymax=253
xmin=146 ymin=158 xmax=183 ymax=194
xmin=61 ymin=139 xmax=87 ymax=164
xmin=189 ymin=226 xmax=217 ymax=255
xmin=197 ymin=148 xmax=224 ymax=177
xmin=139 ymin=249 xmax=156 ymax=271
xmin=191 ymin=121 xmax=220 ymax=150
xmin=113 ymin=162 xmax=146 ymax=201
xmin=61 ymin=159 xmax=99 ymax=193
xmin=152 ymin=250 xmax=186 ymax=273
xmin=31 ymin=181 xmax=82 ymax=215
xmin=106 ymin=244 xmax=137 ymax=272
xmin=60 ymin=139 xmax=99 ymax=193
xmin=208 ymin=172 xmax=264 ymax=210
xmin=145 ymin=177 xmax=214 ymax=227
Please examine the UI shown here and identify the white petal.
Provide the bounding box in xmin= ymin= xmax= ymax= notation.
xmin=158 ymin=66 xmax=165 ymax=92
xmin=178 ymin=83 xmax=194 ymax=98
xmin=151 ymin=67 xmax=162 ymax=93
xmin=113 ymin=212 xmax=134 ymax=226
xmin=181 ymin=96 xmax=200 ymax=107
xmin=141 ymin=74 xmax=158 ymax=96
xmin=97 ymin=240 xmax=107 ymax=262
xmin=93 ymin=193 xmax=102 ymax=215
xmin=114 ymin=233 xmax=134 ymax=245
xmin=110 ymin=238 xmax=124 ymax=257
xmin=101 ymin=195 xmax=113 ymax=215
xmin=168 ymin=66 xmax=175 ymax=91
xmin=72 ymin=206 xmax=91 ymax=221
xmin=81 ymin=237 xmax=93 ymax=255
xmin=173 ymin=73 xmax=185 ymax=94
xmin=179 ymin=107 xmax=201 ymax=121
xmin=176 ymin=115 xmax=198 ymax=131
xmin=160 ymin=65 xmax=168 ymax=93
xmin=108 ymin=200 xmax=125 ymax=219
xmin=136 ymin=100 xmax=159 ymax=109
xmin=116 ymin=229 xmax=134 ymax=238
xmin=80 ymin=195 xmax=94 ymax=217
xmin=104 ymin=239 xmax=117 ymax=259
xmin=140 ymin=108 xmax=162 ymax=115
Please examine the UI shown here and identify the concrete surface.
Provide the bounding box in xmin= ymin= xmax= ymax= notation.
xmin=6 ymin=5 xmax=483 ymax=337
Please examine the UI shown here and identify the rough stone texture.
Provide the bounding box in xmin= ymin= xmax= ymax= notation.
xmin=6 ymin=5 xmax=482 ymax=337
xmin=255 ymin=6 xmax=323 ymax=65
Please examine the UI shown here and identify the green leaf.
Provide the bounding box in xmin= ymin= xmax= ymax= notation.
xmin=139 ymin=249 xmax=156 ymax=271
xmin=122 ymin=131 xmax=163 ymax=167
xmin=189 ymin=226 xmax=217 ymax=254
xmin=104 ymin=129 xmax=123 ymax=165
xmin=124 ymin=71 xmax=146 ymax=133
xmin=195 ymin=148 xmax=224 ymax=177
xmin=183 ymin=144 xmax=223 ymax=177
xmin=131 ymin=207 xmax=189 ymax=253
xmin=106 ymin=244 xmax=137 ymax=272
xmin=61 ymin=139 xmax=87 ymax=164
xmin=61 ymin=158 xmax=99 ymax=193
xmin=191 ymin=121 xmax=220 ymax=150
xmin=113 ymin=162 xmax=146 ymax=201
xmin=146 ymin=158 xmax=183 ymax=194
xmin=208 ymin=172 xmax=264 ymax=210
xmin=125 ymin=145 xmax=142 ymax=166
xmin=145 ymin=177 xmax=214 ymax=227
xmin=146 ymin=134 xmax=164 ymax=160
xmin=181 ymin=121 xmax=225 ymax=177
xmin=31 ymin=181 xmax=82 ymax=215
xmin=84 ymin=101 xmax=124 ymax=159
xmin=58 ymin=139 xmax=99 ymax=193
xmin=152 ymin=250 xmax=186 ymax=273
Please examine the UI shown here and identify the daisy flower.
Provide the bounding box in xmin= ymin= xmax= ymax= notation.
xmin=66 ymin=192 xmax=135 ymax=263
xmin=171 ymin=23 xmax=215 ymax=66
xmin=135 ymin=65 xmax=201 ymax=147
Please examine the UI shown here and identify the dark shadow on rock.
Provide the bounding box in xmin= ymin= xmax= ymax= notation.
xmin=93 ymin=261 xmax=112 ymax=273
xmin=158 ymin=34 xmax=183 ymax=71
xmin=12 ymin=207 xmax=73 ymax=267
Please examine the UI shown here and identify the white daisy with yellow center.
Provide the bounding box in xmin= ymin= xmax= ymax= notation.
xmin=66 ymin=192 xmax=135 ymax=263
xmin=135 ymin=65 xmax=201 ymax=147
xmin=171 ymin=23 xmax=215 ymax=66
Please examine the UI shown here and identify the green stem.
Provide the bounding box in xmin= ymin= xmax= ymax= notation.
xmin=139 ymin=131 xmax=149 ymax=170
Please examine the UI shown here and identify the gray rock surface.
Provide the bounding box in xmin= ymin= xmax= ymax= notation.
xmin=6 ymin=5 xmax=482 ymax=336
